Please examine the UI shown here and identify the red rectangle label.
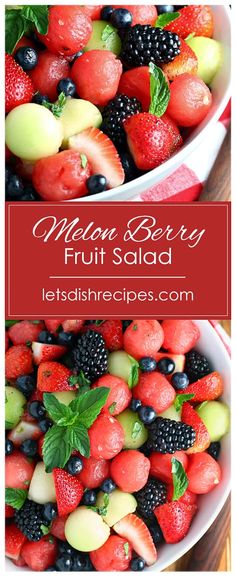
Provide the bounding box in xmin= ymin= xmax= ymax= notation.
xmin=6 ymin=202 xmax=230 ymax=319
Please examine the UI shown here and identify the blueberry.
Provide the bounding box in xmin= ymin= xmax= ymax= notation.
xmin=18 ymin=185 xmax=39 ymax=201
xmin=38 ymin=330 xmax=56 ymax=344
xmin=55 ymin=555 xmax=73 ymax=571
xmin=16 ymin=374 xmax=36 ymax=398
xmin=57 ymin=78 xmax=76 ymax=97
xmin=82 ymin=490 xmax=97 ymax=506
xmin=148 ymin=521 xmax=164 ymax=545
xmin=87 ymin=174 xmax=107 ymax=194
xmin=58 ymin=541 xmax=74 ymax=555
xmin=15 ymin=47 xmax=38 ymax=70
xmin=5 ymin=439 xmax=14 ymax=456
xmin=130 ymin=398 xmax=142 ymax=412
xmin=71 ymin=554 xmax=84 ymax=571
xmin=139 ymin=357 xmax=157 ymax=373
xmin=28 ymin=400 xmax=46 ymax=419
xmin=156 ymin=5 xmax=175 ymax=14
xmin=43 ymin=502 xmax=58 ymax=522
xmin=80 ymin=555 xmax=94 ymax=571
xmin=156 ymin=356 xmax=175 ymax=375
xmin=119 ymin=152 xmax=139 ymax=183
xmin=20 ymin=439 xmax=38 ymax=457
xmin=171 ymin=372 xmax=189 ymax=390
xmin=122 ymin=320 xmax=132 ymax=331
xmin=39 ymin=418 xmax=53 ymax=433
xmin=66 ymin=456 xmax=83 ymax=475
xmin=5 ymin=166 xmax=12 ymax=184
xmin=32 ymin=92 xmax=50 ymax=105
xmin=207 ymin=441 xmax=221 ymax=461
xmin=130 ymin=557 xmax=146 ymax=571
xmin=101 ymin=5 xmax=114 ymax=21
xmin=100 ymin=478 xmax=116 ymax=493
xmin=6 ymin=174 xmax=24 ymax=198
xmin=111 ymin=8 xmax=133 ymax=28
xmin=58 ymin=331 xmax=76 ymax=347
xmin=138 ymin=405 xmax=157 ymax=424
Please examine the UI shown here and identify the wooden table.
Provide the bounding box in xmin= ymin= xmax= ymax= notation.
xmin=165 ymin=321 xmax=231 ymax=571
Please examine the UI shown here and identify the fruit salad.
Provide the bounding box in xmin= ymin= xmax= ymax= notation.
xmin=5 ymin=319 xmax=230 ymax=571
xmin=5 ymin=5 xmax=223 ymax=201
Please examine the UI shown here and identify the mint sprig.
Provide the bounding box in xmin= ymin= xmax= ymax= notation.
xmin=171 ymin=458 xmax=189 ymax=501
xmin=174 ymin=393 xmax=195 ymax=412
xmin=101 ymin=24 xmax=116 ymax=43
xmin=5 ymin=488 xmax=28 ymax=510
xmin=155 ymin=12 xmax=180 ymax=29
xmin=149 ymin=63 xmax=170 ymax=117
xmin=5 ymin=6 xmax=49 ymax=54
xmin=42 ymin=92 xmax=67 ymax=118
xmin=128 ymin=356 xmax=139 ymax=389
xmin=42 ymin=387 xmax=110 ymax=472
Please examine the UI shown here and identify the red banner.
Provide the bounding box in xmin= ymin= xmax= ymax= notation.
xmin=6 ymin=202 xmax=230 ymax=319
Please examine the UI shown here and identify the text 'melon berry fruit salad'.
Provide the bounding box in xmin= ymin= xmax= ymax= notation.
xmin=5 ymin=319 xmax=229 ymax=571
xmin=5 ymin=5 xmax=223 ymax=201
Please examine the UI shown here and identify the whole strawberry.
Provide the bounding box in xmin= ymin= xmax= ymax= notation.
xmin=5 ymin=54 xmax=34 ymax=113
xmin=164 ymin=5 xmax=214 ymax=38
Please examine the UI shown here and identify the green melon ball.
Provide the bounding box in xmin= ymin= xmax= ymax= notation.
xmin=60 ymin=98 xmax=102 ymax=146
xmin=186 ymin=36 xmax=223 ymax=85
xmin=5 ymin=103 xmax=63 ymax=161
xmin=116 ymin=409 xmax=148 ymax=449
xmin=52 ymin=391 xmax=76 ymax=406
xmin=65 ymin=507 xmax=110 ymax=551
xmin=5 ymin=386 xmax=26 ymax=429
xmin=196 ymin=400 xmax=230 ymax=442
xmin=108 ymin=351 xmax=137 ymax=385
xmin=159 ymin=403 xmax=181 ymax=422
xmin=85 ymin=21 xmax=121 ymax=55
xmin=96 ymin=489 xmax=137 ymax=527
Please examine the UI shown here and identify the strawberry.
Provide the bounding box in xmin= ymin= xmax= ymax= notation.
xmin=179 ymin=372 xmax=224 ymax=403
xmin=113 ymin=513 xmax=157 ymax=566
xmin=12 ymin=557 xmax=27 ymax=567
xmin=162 ymin=39 xmax=198 ymax=81
xmin=8 ymin=320 xmax=44 ymax=346
xmin=5 ymin=331 xmax=9 ymax=352
xmin=50 ymin=514 xmax=68 ymax=541
xmin=167 ymin=485 xmax=197 ymax=506
xmin=62 ymin=319 xmax=84 ymax=334
xmin=5 ymin=344 xmax=33 ymax=379
xmin=5 ymin=54 xmax=34 ymax=113
xmin=181 ymin=402 xmax=210 ymax=453
xmin=45 ymin=319 xmax=63 ymax=335
xmin=21 ymin=535 xmax=57 ymax=571
xmin=69 ymin=127 xmax=125 ymax=189
xmin=85 ymin=320 xmax=123 ymax=351
xmin=155 ymin=501 xmax=197 ymax=544
xmin=8 ymin=420 xmax=42 ymax=446
xmin=38 ymin=435 xmax=44 ymax=458
xmin=124 ymin=112 xmax=182 ymax=170
xmin=5 ymin=504 xmax=15 ymax=518
xmin=162 ymin=320 xmax=200 ymax=354
xmin=32 ymin=342 xmax=66 ymax=365
xmin=37 ymin=361 xmax=74 ymax=392
xmin=164 ymin=5 xmax=214 ymax=38
xmin=53 ymin=468 xmax=84 ymax=516
xmin=5 ymin=524 xmax=26 ymax=560
xmin=5 ymin=451 xmax=35 ymax=490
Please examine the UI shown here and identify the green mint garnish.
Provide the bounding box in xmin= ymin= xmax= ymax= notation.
xmin=149 ymin=63 xmax=170 ymax=117
xmin=42 ymin=387 xmax=110 ymax=472
xmin=131 ymin=421 xmax=142 ymax=440
xmin=109 ymin=402 xmax=117 ymax=415
xmin=80 ymin=154 xmax=88 ymax=169
xmin=69 ymin=372 xmax=91 ymax=388
xmin=101 ymin=24 xmax=116 ymax=43
xmin=124 ymin=542 xmax=129 ymax=557
xmin=155 ymin=11 xmax=180 ymax=29
xmin=132 ymin=324 xmax=138 ymax=331
xmin=128 ymin=357 xmax=139 ymax=389
xmin=98 ymin=493 xmax=110 ymax=516
xmin=5 ymin=488 xmax=28 ymax=510
xmin=42 ymin=92 xmax=67 ymax=118
xmin=171 ymin=458 xmax=189 ymax=501
xmin=174 ymin=393 xmax=195 ymax=412
xmin=5 ymin=421 xmax=13 ymax=428
xmin=5 ymin=6 xmax=49 ymax=54
xmin=5 ymin=320 xmax=19 ymax=328
xmin=95 ymin=320 xmax=105 ymax=326
xmin=40 ymin=524 xmax=50 ymax=536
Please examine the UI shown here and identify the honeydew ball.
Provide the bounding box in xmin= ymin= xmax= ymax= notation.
xmin=85 ymin=21 xmax=122 ymax=55
xmin=96 ymin=489 xmax=137 ymax=527
xmin=159 ymin=403 xmax=181 ymax=422
xmin=116 ymin=409 xmax=148 ymax=449
xmin=108 ymin=351 xmax=137 ymax=385
xmin=60 ymin=98 xmax=102 ymax=146
xmin=5 ymin=386 xmax=26 ymax=429
xmin=65 ymin=506 xmax=110 ymax=551
xmin=196 ymin=401 xmax=230 ymax=442
xmin=186 ymin=37 xmax=223 ymax=85
xmin=28 ymin=462 xmax=56 ymax=504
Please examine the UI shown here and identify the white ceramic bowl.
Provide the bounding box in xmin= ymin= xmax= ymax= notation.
xmin=6 ymin=320 xmax=230 ymax=572
xmin=68 ymin=4 xmax=231 ymax=202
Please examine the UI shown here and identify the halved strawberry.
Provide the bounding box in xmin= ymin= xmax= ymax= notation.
xmin=164 ymin=5 xmax=214 ymax=38
xmin=69 ymin=127 xmax=125 ymax=189
xmin=155 ymin=501 xmax=197 ymax=544
xmin=5 ymin=504 xmax=15 ymax=518
xmin=113 ymin=513 xmax=157 ymax=566
xmin=53 ymin=468 xmax=84 ymax=516
xmin=50 ymin=514 xmax=68 ymax=541
xmin=8 ymin=320 xmax=44 ymax=346
xmin=37 ymin=361 xmax=74 ymax=392
xmin=5 ymin=524 xmax=26 ymax=560
xmin=32 ymin=342 xmax=66 ymax=365
xmin=38 ymin=435 xmax=44 ymax=458
xmin=21 ymin=535 xmax=57 ymax=571
xmin=162 ymin=39 xmax=198 ymax=81
xmin=5 ymin=54 xmax=34 ymax=113
xmin=45 ymin=319 xmax=63 ymax=335
xmin=62 ymin=320 xmax=84 ymax=333
xmin=12 ymin=556 xmax=27 ymax=567
xmin=8 ymin=420 xmax=42 ymax=446
xmin=179 ymin=371 xmax=224 ymax=403
xmin=181 ymin=402 xmax=210 ymax=453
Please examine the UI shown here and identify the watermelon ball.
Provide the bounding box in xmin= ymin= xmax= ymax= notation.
xmin=32 ymin=150 xmax=91 ymax=201
xmin=162 ymin=320 xmax=200 ymax=354
xmin=5 ymin=451 xmax=35 ymax=490
xmin=29 ymin=51 xmax=71 ymax=101
xmin=110 ymin=450 xmax=150 ymax=492
xmin=77 ymin=456 xmax=109 ymax=489
xmin=118 ymin=66 xmax=151 ymax=111
xmin=123 ymin=320 xmax=164 ymax=361
xmin=149 ymin=451 xmax=189 ymax=483
xmin=89 ymin=413 xmax=124 ymax=460
xmin=132 ymin=372 xmax=176 ymax=414
xmin=92 ymin=374 xmax=132 ymax=415
xmin=167 ymin=73 xmax=212 ymax=127
xmin=90 ymin=535 xmax=132 ymax=571
xmin=71 ymin=50 xmax=123 ymax=106
xmin=37 ymin=6 xmax=92 ymax=56
xmin=187 ymin=452 xmax=221 ymax=494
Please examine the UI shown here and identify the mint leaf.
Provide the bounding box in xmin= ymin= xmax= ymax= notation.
xmin=95 ymin=320 xmax=105 ymax=326
xmin=149 ymin=63 xmax=170 ymax=117
xmin=5 ymin=10 xmax=26 ymax=54
xmin=98 ymin=493 xmax=110 ymax=516
xmin=43 ymin=92 xmax=67 ymax=118
xmin=21 ymin=5 xmax=49 ymax=35
xmin=124 ymin=542 xmax=129 ymax=557
xmin=78 ymin=371 xmax=91 ymax=387
xmin=131 ymin=421 xmax=142 ymax=440
xmin=128 ymin=360 xmax=139 ymax=389
xmin=43 ymin=393 xmax=71 ymax=423
xmin=5 ymin=320 xmax=19 ymax=328
xmin=109 ymin=402 xmax=117 ymax=415
xmin=5 ymin=420 xmax=13 ymax=428
xmin=80 ymin=154 xmax=87 ymax=169
xmin=40 ymin=524 xmax=50 ymax=536
xmin=101 ymin=24 xmax=116 ymax=42
xmin=5 ymin=488 xmax=28 ymax=510
xmin=43 ymin=425 xmax=72 ymax=472
xmin=174 ymin=393 xmax=195 ymax=412
xmin=70 ymin=387 xmax=110 ymax=428
xmin=68 ymin=424 xmax=90 ymax=458
xmin=155 ymin=12 xmax=180 ymax=29
xmin=171 ymin=458 xmax=189 ymax=501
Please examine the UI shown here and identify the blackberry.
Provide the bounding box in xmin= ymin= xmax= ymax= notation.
xmin=135 ymin=478 xmax=167 ymax=520
xmin=102 ymin=94 xmax=141 ymax=147
xmin=15 ymin=499 xmax=49 ymax=541
xmin=72 ymin=330 xmax=108 ymax=382
xmin=207 ymin=441 xmax=221 ymax=461
xmin=185 ymin=350 xmax=212 ymax=383
xmin=121 ymin=25 xmax=181 ymax=68
xmin=146 ymin=417 xmax=196 ymax=454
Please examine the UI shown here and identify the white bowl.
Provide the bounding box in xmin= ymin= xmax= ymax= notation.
xmin=68 ymin=4 xmax=231 ymax=202
xmin=6 ymin=320 xmax=230 ymax=572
